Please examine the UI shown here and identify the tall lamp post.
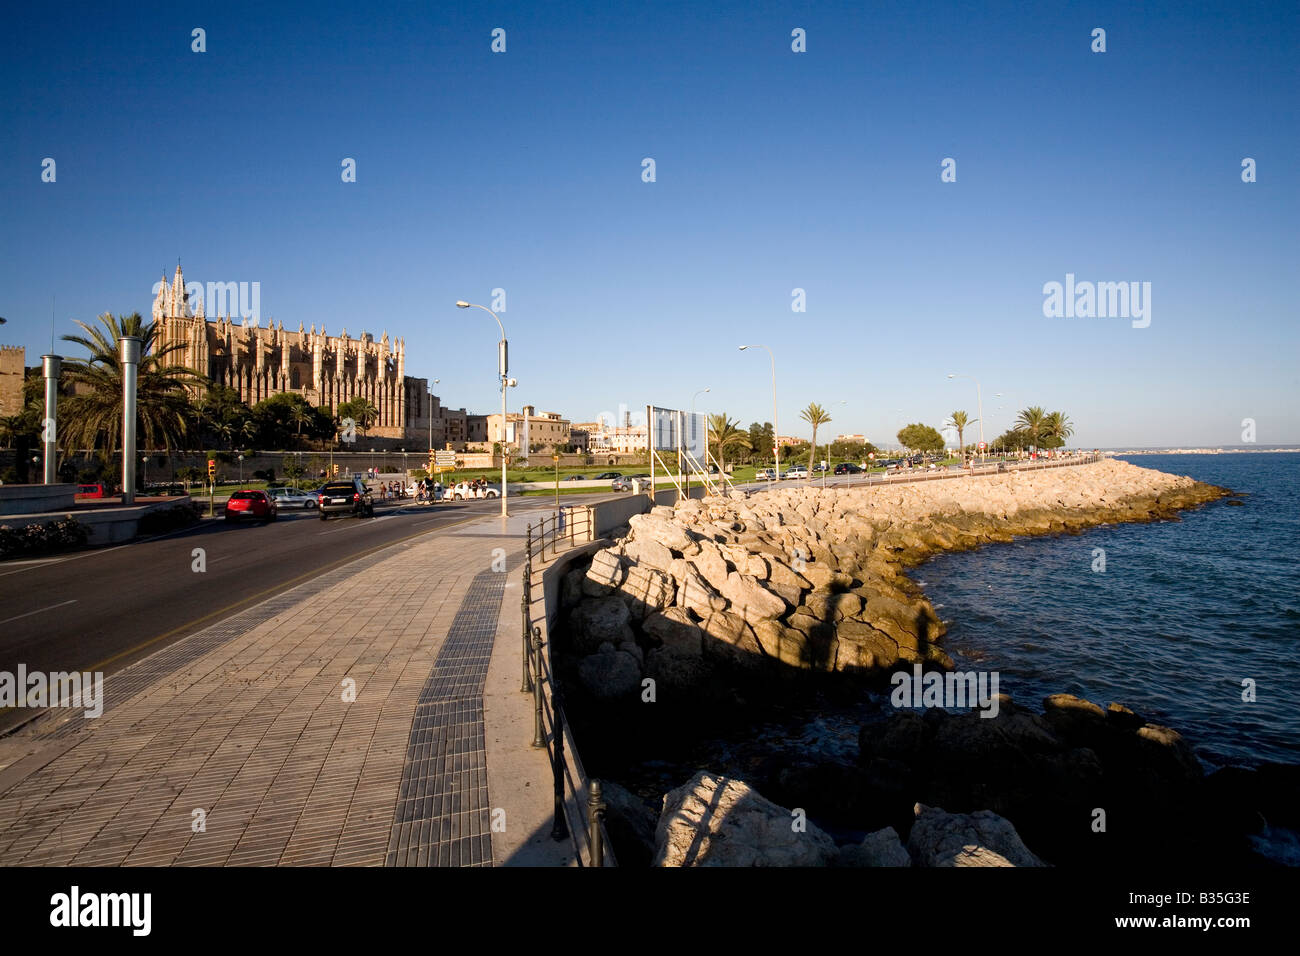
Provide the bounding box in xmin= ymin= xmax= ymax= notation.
xmin=456 ymin=301 xmax=511 ymax=518
xmin=948 ymin=373 xmax=985 ymax=463
xmin=41 ymin=354 xmax=61 ymax=485
xmin=739 ymin=345 xmax=779 ymax=478
xmin=427 ymin=379 xmax=440 ymax=463
xmin=119 ymin=336 xmax=141 ymax=504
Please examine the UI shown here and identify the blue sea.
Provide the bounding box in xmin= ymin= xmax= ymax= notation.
xmin=916 ymin=453 xmax=1300 ymax=769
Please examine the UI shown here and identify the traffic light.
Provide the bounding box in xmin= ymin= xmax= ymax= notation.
xmin=332 ymin=463 xmax=340 ymax=476
xmin=207 ymin=459 xmax=216 ymax=481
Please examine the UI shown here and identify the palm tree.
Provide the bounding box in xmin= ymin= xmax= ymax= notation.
xmin=707 ymin=413 xmax=749 ymax=465
xmin=945 ymin=410 xmax=970 ymax=462
xmin=1014 ymin=406 xmax=1048 ymax=454
xmin=1041 ymin=411 xmax=1075 ymax=453
xmin=60 ymin=312 xmax=203 ymax=462
xmin=799 ymin=402 xmax=832 ymax=479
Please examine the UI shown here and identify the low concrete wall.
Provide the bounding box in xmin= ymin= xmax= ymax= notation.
xmin=0 ymin=497 xmax=194 ymax=548
xmin=0 ymin=484 xmax=77 ymax=515
xmin=534 ymin=541 xmax=617 ymax=866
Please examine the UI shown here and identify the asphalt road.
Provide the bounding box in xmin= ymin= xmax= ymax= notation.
xmin=0 ymin=493 xmax=608 ymax=735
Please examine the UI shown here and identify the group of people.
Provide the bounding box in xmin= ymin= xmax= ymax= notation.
xmin=375 ymin=480 xmax=407 ymax=501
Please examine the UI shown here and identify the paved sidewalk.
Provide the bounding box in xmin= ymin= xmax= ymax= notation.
xmin=0 ymin=507 xmax=569 ymax=866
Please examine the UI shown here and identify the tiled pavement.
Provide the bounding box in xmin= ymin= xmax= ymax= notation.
xmin=0 ymin=510 xmax=545 ymax=866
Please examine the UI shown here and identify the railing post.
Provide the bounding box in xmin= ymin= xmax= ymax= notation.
xmin=588 ymin=779 xmax=606 ymax=867
xmin=531 ymin=627 xmax=546 ymax=748
xmin=520 ymin=563 xmax=533 ymax=694
xmin=550 ymin=681 xmax=568 ymax=841
xmin=522 ymin=525 xmax=534 ymax=693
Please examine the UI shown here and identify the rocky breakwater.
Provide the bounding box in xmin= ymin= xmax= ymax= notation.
xmin=555 ymin=458 xmax=1228 ymax=703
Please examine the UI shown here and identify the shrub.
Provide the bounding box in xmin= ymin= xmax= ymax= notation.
xmin=0 ymin=516 xmax=90 ymax=559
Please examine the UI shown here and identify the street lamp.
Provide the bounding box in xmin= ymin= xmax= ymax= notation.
xmin=457 ymin=301 xmax=511 ymax=518
xmin=739 ymin=345 xmax=779 ymax=478
xmin=427 ymin=379 xmax=440 ymax=462
xmin=238 ymin=453 xmax=244 ymax=485
xmin=142 ymin=455 xmax=148 ymax=492
xmin=948 ymin=373 xmax=985 ymax=464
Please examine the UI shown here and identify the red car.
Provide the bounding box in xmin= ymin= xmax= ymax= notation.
xmin=75 ymin=483 xmax=106 ymax=499
xmin=223 ymin=489 xmax=278 ymax=523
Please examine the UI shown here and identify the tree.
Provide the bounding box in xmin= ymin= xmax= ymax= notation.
xmin=1040 ymin=411 xmax=1075 ymax=451
xmin=707 ymin=413 xmax=750 ymax=464
xmin=945 ymin=410 xmax=970 ymax=461
xmin=59 ymin=311 xmax=202 ymax=462
xmin=897 ymin=423 xmax=945 ymax=456
xmin=1014 ymin=406 xmax=1049 ymax=453
xmin=799 ymin=403 xmax=832 ymax=475
xmin=337 ymin=398 xmax=378 ymax=437
xmin=747 ymin=422 xmax=765 ymax=464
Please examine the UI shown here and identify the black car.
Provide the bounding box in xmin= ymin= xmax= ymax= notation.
xmin=595 ymin=472 xmax=622 ymax=480
xmin=317 ymin=478 xmax=375 ymax=520
xmin=833 ymin=463 xmax=862 ymax=475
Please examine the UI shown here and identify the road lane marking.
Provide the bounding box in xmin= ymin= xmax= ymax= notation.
xmin=0 ymin=599 xmax=78 ymax=627
xmin=76 ymin=513 xmax=484 ymax=675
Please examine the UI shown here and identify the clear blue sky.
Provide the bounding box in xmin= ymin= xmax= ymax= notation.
xmin=2 ymin=0 xmax=1297 ymax=447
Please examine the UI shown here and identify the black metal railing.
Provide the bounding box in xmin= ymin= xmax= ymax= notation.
xmin=521 ymin=510 xmax=614 ymax=866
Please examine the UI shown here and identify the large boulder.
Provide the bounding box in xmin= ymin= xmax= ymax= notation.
xmin=628 ymin=513 xmax=698 ymax=554
xmin=568 ymin=596 xmax=634 ymax=655
xmin=582 ymin=548 xmax=626 ymax=596
xmin=907 ymin=804 xmax=1046 ymax=867
xmin=577 ymin=644 xmax=642 ymax=702
xmin=654 ymin=771 xmax=838 ymax=866
xmin=617 ymin=564 xmax=674 ymax=620
xmin=836 ymin=827 xmax=912 ymax=867
xmin=719 ymin=572 xmax=786 ymax=621
xmin=699 ymin=610 xmax=764 ymax=669
xmin=624 ymin=536 xmax=673 ymax=571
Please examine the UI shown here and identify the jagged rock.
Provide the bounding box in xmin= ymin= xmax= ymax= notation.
xmin=907 ymin=804 xmax=1046 ymax=867
xmin=643 ymin=607 xmax=703 ymax=657
xmin=654 ymin=771 xmax=838 ymax=866
xmin=560 ymin=567 xmax=585 ymax=610
xmin=836 ymin=827 xmax=912 ymax=867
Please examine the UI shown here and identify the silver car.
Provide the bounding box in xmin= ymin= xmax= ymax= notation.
xmin=269 ymin=487 xmax=318 ymax=509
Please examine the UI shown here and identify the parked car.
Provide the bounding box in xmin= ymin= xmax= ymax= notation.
xmin=833 ymin=463 xmax=862 ymax=475
xmin=75 ymin=483 xmax=106 ymax=499
xmin=612 ymin=474 xmax=651 ymax=492
xmin=783 ymin=466 xmax=809 ymax=480
xmin=448 ymin=481 xmax=499 ymax=500
xmin=812 ymin=462 xmax=829 ymax=472
xmin=754 ymin=468 xmax=778 ymax=481
xmin=595 ymin=472 xmax=622 ymax=480
xmin=224 ymin=489 xmax=278 ymax=523
xmin=563 ymin=474 xmax=586 ymax=481
xmin=269 ymin=487 xmax=318 ymax=509
xmin=317 ymin=478 xmax=374 ymax=520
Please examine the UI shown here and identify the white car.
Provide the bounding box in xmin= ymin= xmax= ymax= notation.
xmin=754 ymin=469 xmax=777 ymax=481
xmin=448 ymin=481 xmax=499 ymax=500
xmin=783 ymin=466 xmax=809 ymax=480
